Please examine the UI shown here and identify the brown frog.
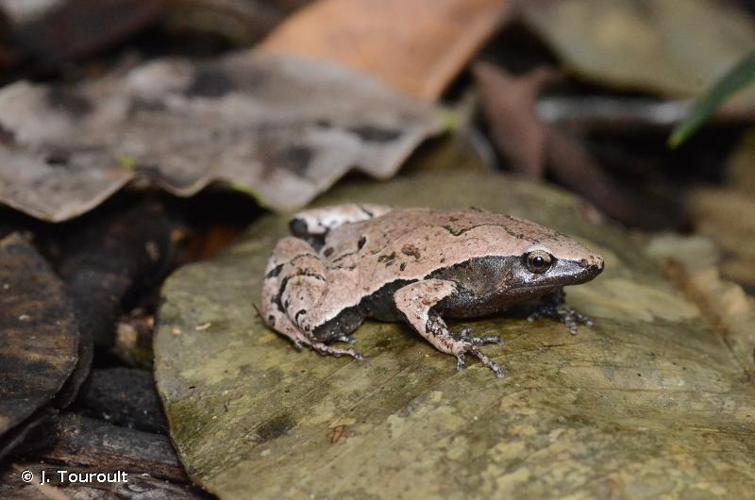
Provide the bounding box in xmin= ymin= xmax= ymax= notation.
xmin=261 ymin=204 xmax=604 ymax=377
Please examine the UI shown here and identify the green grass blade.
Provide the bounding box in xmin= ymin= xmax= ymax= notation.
xmin=669 ymin=51 xmax=755 ymax=148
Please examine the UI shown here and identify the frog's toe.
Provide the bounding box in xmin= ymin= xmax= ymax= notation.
xmin=455 ymin=355 xmax=466 ymax=371
xmin=527 ymin=301 xmax=594 ymax=335
xmin=456 ymin=328 xmax=502 ymax=346
xmin=334 ymin=334 xmax=357 ymax=345
xmin=452 ymin=342 xmax=503 ymax=378
xmin=561 ymin=307 xmax=593 ymax=335
xmin=468 ymin=347 xmax=504 ymax=378
xmin=312 ymin=341 xmax=363 ymax=360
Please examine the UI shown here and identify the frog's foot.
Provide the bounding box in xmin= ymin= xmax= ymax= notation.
xmin=285 ymin=328 xmax=362 ymax=360
xmin=394 ymin=279 xmax=504 ymax=378
xmin=526 ymin=289 xmax=593 ymax=335
xmin=455 ymin=327 xmax=502 ymax=346
xmin=452 ymin=343 xmax=504 ymax=378
xmin=527 ymin=304 xmax=593 ymax=335
xmin=311 ymin=340 xmax=363 ymax=360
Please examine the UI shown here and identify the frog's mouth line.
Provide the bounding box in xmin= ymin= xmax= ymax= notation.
xmin=506 ymin=283 xmax=561 ymax=295
xmin=505 ymin=266 xmax=602 ymax=293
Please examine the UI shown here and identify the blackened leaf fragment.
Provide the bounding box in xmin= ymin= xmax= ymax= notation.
xmin=59 ymin=201 xmax=177 ymax=347
xmin=13 ymin=0 xmax=164 ymax=67
xmin=79 ymin=368 xmax=168 ymax=434
xmin=36 ymin=413 xmax=187 ymax=483
xmin=0 ymin=234 xmax=78 ymax=445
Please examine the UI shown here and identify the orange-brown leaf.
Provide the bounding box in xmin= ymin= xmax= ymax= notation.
xmin=258 ymin=0 xmax=511 ymax=101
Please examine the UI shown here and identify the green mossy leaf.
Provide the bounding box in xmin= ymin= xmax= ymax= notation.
xmin=155 ymin=172 xmax=755 ymax=499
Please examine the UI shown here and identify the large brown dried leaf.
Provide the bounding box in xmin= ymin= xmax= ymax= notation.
xmin=520 ymin=0 xmax=755 ymax=105
xmin=0 ymin=234 xmax=78 ymax=441
xmin=155 ymin=171 xmax=755 ymax=498
xmin=0 ymin=53 xmax=440 ymax=221
xmin=259 ymin=0 xmax=511 ymax=101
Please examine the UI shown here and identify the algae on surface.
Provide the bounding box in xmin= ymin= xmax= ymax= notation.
xmin=155 ymin=171 xmax=755 ymax=498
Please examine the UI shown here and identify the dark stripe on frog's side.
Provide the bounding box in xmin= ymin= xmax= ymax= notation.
xmin=428 ymin=255 xmax=529 ymax=318
xmin=312 ymin=254 xmax=561 ymax=341
xmin=312 ymin=279 xmax=414 ymax=340
xmin=313 ymin=256 xmax=521 ymax=340
xmin=265 ymin=264 xmax=284 ymax=279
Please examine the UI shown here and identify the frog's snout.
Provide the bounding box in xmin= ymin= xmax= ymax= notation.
xmin=580 ymin=254 xmax=604 ymax=276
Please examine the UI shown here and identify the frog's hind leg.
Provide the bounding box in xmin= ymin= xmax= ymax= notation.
xmin=261 ymin=236 xmax=362 ymax=359
xmin=289 ymin=203 xmax=392 ymax=238
xmin=393 ymin=279 xmax=504 ymax=378
xmin=263 ymin=305 xmax=363 ymax=359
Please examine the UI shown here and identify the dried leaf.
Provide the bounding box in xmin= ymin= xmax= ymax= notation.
xmin=0 ymin=234 xmax=78 ymax=453
xmin=155 ymin=171 xmax=755 ymax=498
xmin=0 ymin=53 xmax=440 ymax=221
xmin=259 ymin=0 xmax=511 ymax=101
xmin=79 ymin=368 xmax=168 ymax=434
xmin=521 ymin=0 xmax=755 ymax=104
xmin=0 ymin=140 xmax=133 ymax=223
xmin=0 ymin=463 xmax=198 ymax=499
xmin=37 ymin=414 xmax=186 ymax=482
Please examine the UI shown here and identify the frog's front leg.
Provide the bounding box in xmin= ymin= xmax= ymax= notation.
xmin=261 ymin=236 xmax=362 ymax=359
xmin=394 ymin=279 xmax=504 ymax=378
xmin=290 ymin=203 xmax=392 ymax=238
xmin=526 ymin=288 xmax=593 ymax=335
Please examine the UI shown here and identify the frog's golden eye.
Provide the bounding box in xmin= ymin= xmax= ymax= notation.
xmin=525 ymin=250 xmax=553 ymax=274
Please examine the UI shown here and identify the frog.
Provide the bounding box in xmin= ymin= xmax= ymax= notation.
xmin=260 ymin=203 xmax=604 ymax=377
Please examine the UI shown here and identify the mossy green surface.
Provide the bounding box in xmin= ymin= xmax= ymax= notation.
xmin=155 ymin=172 xmax=755 ymax=498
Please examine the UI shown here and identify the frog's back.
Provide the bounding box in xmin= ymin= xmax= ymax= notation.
xmin=319 ymin=208 xmax=552 ymax=280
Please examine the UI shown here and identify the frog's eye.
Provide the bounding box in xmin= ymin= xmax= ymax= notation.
xmin=525 ymin=250 xmax=553 ymax=274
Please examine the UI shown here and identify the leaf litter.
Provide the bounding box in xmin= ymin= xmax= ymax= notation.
xmin=0 ymin=52 xmax=441 ymax=221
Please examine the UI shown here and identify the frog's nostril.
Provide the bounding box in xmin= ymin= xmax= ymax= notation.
xmin=580 ymin=256 xmax=604 ymax=273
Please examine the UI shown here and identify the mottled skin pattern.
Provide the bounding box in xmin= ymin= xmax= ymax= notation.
xmin=261 ymin=204 xmax=604 ymax=377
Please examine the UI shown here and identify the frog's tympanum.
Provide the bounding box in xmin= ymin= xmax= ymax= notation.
xmin=261 ymin=204 xmax=604 ymax=377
